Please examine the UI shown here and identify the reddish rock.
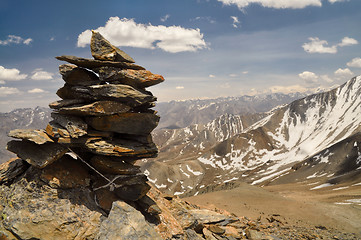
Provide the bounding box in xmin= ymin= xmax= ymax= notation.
xmin=97 ymin=67 xmax=164 ymax=88
xmin=45 ymin=121 xmax=70 ymax=138
xmin=86 ymin=113 xmax=160 ymax=135
xmin=40 ymin=154 xmax=91 ymax=189
xmin=56 ymin=100 xmax=131 ymax=116
xmin=49 ymin=99 xmax=86 ymax=109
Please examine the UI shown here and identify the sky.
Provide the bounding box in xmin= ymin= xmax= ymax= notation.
xmin=0 ymin=0 xmax=361 ymax=112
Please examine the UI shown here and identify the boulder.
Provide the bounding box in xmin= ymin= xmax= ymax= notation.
xmin=8 ymin=129 xmax=54 ymax=144
xmin=91 ymin=31 xmax=135 ymax=63
xmin=86 ymin=113 xmax=160 ymax=135
xmin=40 ymin=154 xmax=91 ymax=189
xmin=84 ymin=137 xmax=158 ymax=158
xmin=7 ymin=140 xmax=68 ymax=168
xmin=97 ymin=67 xmax=164 ymax=88
xmin=56 ymin=55 xmax=144 ymax=70
xmin=0 ymin=158 xmax=29 ymax=185
xmin=57 ymin=84 xmax=156 ymax=107
xmin=56 ymin=100 xmax=131 ymax=116
xmin=59 ymin=64 xmax=100 ymax=86
xmin=90 ymin=155 xmax=141 ymax=175
xmin=51 ymin=112 xmax=87 ymax=138
xmin=97 ymin=201 xmax=162 ymax=240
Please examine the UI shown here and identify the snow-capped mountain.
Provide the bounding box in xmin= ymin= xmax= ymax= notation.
xmin=143 ymin=76 xmax=361 ymax=196
xmin=155 ymin=92 xmax=307 ymax=129
xmin=0 ymin=107 xmax=52 ymax=163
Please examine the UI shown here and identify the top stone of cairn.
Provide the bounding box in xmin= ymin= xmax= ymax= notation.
xmin=90 ymin=30 xmax=135 ymax=63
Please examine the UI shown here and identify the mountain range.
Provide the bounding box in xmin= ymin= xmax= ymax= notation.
xmin=142 ymin=76 xmax=361 ymax=196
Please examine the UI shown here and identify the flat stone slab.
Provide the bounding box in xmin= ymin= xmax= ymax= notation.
xmin=97 ymin=67 xmax=164 ymax=88
xmin=49 ymin=99 xmax=86 ymax=109
xmin=91 ymin=31 xmax=135 ymax=63
xmin=8 ymin=129 xmax=54 ymax=144
xmin=84 ymin=137 xmax=158 ymax=158
xmin=56 ymin=100 xmax=131 ymax=116
xmin=51 ymin=113 xmax=87 ymax=138
xmin=188 ymin=209 xmax=229 ymax=224
xmin=86 ymin=113 xmax=160 ymax=135
xmin=7 ymin=140 xmax=68 ymax=168
xmin=56 ymin=84 xmax=156 ymax=108
xmin=56 ymin=55 xmax=144 ymax=70
xmin=0 ymin=158 xmax=29 ymax=185
xmin=45 ymin=121 xmax=70 ymax=138
xmin=90 ymin=155 xmax=141 ymax=175
xmin=59 ymin=64 xmax=100 ymax=86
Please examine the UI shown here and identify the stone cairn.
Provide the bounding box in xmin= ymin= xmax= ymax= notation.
xmin=6 ymin=31 xmax=164 ymax=208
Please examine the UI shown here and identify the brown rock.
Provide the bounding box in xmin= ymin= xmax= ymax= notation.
xmin=51 ymin=112 xmax=87 ymax=138
xmin=7 ymin=140 xmax=68 ymax=168
xmin=86 ymin=112 xmax=160 ymax=135
xmin=49 ymin=98 xmax=86 ymax=109
xmin=245 ymin=229 xmax=264 ymax=240
xmin=97 ymin=67 xmax=164 ymax=88
xmin=0 ymin=158 xmax=29 ymax=185
xmin=208 ymin=225 xmax=226 ymax=235
xmin=94 ymin=187 xmax=121 ymax=212
xmin=55 ymin=55 xmax=144 ymax=70
xmin=84 ymin=137 xmax=158 ymax=158
xmin=87 ymin=129 xmax=114 ymax=138
xmin=90 ymin=155 xmax=141 ymax=175
xmin=91 ymin=31 xmax=135 ymax=63
xmin=40 ymin=154 xmax=90 ymax=189
xmin=56 ymin=84 xmax=156 ymax=107
xmin=8 ymin=129 xmax=53 ymax=144
xmin=56 ymin=100 xmax=131 ymax=116
xmin=45 ymin=121 xmax=70 ymax=138
xmin=59 ymin=64 xmax=100 ymax=86
xmin=203 ymin=228 xmax=218 ymax=240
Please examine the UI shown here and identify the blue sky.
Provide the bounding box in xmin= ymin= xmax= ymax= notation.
xmin=0 ymin=0 xmax=360 ymax=112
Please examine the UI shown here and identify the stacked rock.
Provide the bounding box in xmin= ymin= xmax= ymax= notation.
xmin=6 ymin=31 xmax=164 ymax=207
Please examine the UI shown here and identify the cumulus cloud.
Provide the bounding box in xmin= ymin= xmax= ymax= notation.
xmin=346 ymin=57 xmax=361 ymax=68
xmin=217 ymin=0 xmax=322 ymax=9
xmin=0 ymin=66 xmax=27 ymax=81
xmin=176 ymin=86 xmax=184 ymax=89
xmin=77 ymin=17 xmax=207 ymax=53
xmin=334 ymin=68 xmax=353 ymax=77
xmin=190 ymin=16 xmax=216 ymax=24
xmin=160 ymin=14 xmax=170 ymax=22
xmin=320 ymin=74 xmax=333 ymax=83
xmin=209 ymin=74 xmax=216 ymax=78
xmin=303 ymin=36 xmax=358 ymax=54
xmin=229 ymin=74 xmax=238 ymax=77
xmin=0 ymin=87 xmax=21 ymax=97
xmin=268 ymin=85 xmax=309 ymax=94
xmin=299 ymin=71 xmax=318 ymax=83
xmin=328 ymin=0 xmax=349 ymax=3
xmin=230 ymin=16 xmax=240 ymax=28
xmin=0 ymin=35 xmax=33 ymax=46
xmin=31 ymin=69 xmax=54 ymax=80
xmin=28 ymin=88 xmax=46 ymax=93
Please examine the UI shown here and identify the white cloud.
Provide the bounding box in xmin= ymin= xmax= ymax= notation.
xmin=176 ymin=86 xmax=184 ymax=89
xmin=242 ymin=71 xmax=249 ymax=74
xmin=303 ymin=36 xmax=358 ymax=54
xmin=217 ymin=0 xmax=322 ymax=9
xmin=77 ymin=17 xmax=207 ymax=53
xmin=31 ymin=69 xmax=54 ymax=80
xmin=0 ymin=66 xmax=27 ymax=81
xmin=191 ymin=16 xmax=216 ymax=24
xmin=209 ymin=74 xmax=216 ymax=78
xmin=0 ymin=35 xmax=33 ymax=46
xmin=302 ymin=37 xmax=337 ymax=54
xmin=338 ymin=37 xmax=358 ymax=47
xmin=229 ymin=73 xmax=238 ymax=77
xmin=0 ymin=80 xmax=4 ymax=84
xmin=268 ymin=85 xmax=309 ymax=94
xmin=0 ymin=87 xmax=21 ymax=97
xmin=160 ymin=14 xmax=170 ymax=22
xmin=299 ymin=71 xmax=318 ymax=83
xmin=50 ymin=37 xmax=55 ymax=41
xmin=320 ymin=74 xmax=333 ymax=83
xmin=347 ymin=57 xmax=361 ymax=68
xmin=230 ymin=16 xmax=240 ymax=28
xmin=220 ymin=82 xmax=231 ymax=88
xmin=334 ymin=68 xmax=353 ymax=77
xmin=28 ymin=88 xmax=46 ymax=93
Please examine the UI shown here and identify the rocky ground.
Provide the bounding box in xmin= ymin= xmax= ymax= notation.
xmin=185 ymin=181 xmax=361 ymax=239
